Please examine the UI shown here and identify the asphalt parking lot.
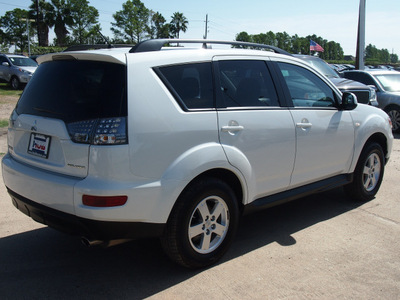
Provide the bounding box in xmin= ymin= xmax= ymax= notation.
xmin=0 ymin=135 xmax=399 ymax=299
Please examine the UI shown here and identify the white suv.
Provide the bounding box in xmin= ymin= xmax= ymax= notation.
xmin=2 ymin=39 xmax=393 ymax=268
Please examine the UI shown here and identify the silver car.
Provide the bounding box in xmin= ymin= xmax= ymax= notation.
xmin=0 ymin=54 xmax=38 ymax=89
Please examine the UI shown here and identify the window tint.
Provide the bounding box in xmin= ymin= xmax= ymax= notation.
xmin=158 ymin=63 xmax=213 ymax=109
xmin=278 ymin=62 xmax=336 ymax=108
xmin=345 ymin=72 xmax=375 ymax=86
xmin=217 ymin=60 xmax=279 ymax=108
xmin=16 ymin=60 xmax=127 ymax=123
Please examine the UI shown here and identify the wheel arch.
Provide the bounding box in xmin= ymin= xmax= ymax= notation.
xmin=364 ymin=132 xmax=389 ymax=162
xmin=169 ymin=168 xmax=246 ymax=221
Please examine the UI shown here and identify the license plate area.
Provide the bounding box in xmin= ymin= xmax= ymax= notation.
xmin=27 ymin=133 xmax=51 ymax=159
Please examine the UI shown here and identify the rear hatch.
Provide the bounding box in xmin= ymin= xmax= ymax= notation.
xmin=8 ymin=55 xmax=127 ymax=177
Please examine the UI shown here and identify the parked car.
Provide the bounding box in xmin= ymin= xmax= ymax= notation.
xmin=294 ymin=55 xmax=377 ymax=106
xmin=343 ymin=70 xmax=400 ymax=133
xmin=2 ymin=39 xmax=393 ymax=268
xmin=0 ymin=54 xmax=38 ymax=89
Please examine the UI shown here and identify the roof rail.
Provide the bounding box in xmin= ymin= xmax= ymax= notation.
xmin=64 ymin=44 xmax=134 ymax=52
xmin=129 ymin=39 xmax=292 ymax=56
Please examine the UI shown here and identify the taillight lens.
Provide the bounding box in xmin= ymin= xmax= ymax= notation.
xmin=82 ymin=195 xmax=128 ymax=207
xmin=67 ymin=117 xmax=127 ymax=145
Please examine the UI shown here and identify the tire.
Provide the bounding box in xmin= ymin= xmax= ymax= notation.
xmin=344 ymin=142 xmax=385 ymax=202
xmin=10 ymin=77 xmax=20 ymax=90
xmin=161 ymin=177 xmax=240 ymax=268
xmin=384 ymin=105 xmax=400 ymax=133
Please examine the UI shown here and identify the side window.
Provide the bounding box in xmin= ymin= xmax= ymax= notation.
xmin=346 ymin=72 xmax=375 ymax=86
xmin=277 ymin=62 xmax=337 ymax=108
xmin=157 ymin=63 xmax=213 ymax=109
xmin=217 ymin=60 xmax=279 ymax=108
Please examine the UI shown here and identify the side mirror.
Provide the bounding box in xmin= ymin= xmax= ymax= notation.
xmin=2 ymin=62 xmax=10 ymax=67
xmin=341 ymin=92 xmax=358 ymax=110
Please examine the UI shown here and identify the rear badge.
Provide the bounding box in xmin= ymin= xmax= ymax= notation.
xmin=27 ymin=133 xmax=51 ymax=159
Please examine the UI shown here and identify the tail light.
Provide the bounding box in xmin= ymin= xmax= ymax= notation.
xmin=67 ymin=117 xmax=127 ymax=145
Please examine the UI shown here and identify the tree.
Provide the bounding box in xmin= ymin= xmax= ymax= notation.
xmin=235 ymin=31 xmax=250 ymax=43
xmin=291 ymin=34 xmax=308 ymax=54
xmin=170 ymin=12 xmax=188 ymax=39
xmin=275 ymin=31 xmax=291 ymax=52
xmin=390 ymin=53 xmax=398 ymax=64
xmin=68 ymin=0 xmax=100 ymax=44
xmin=112 ymin=0 xmax=150 ymax=44
xmin=46 ymin=0 xmax=73 ymax=46
xmin=147 ymin=11 xmax=170 ymax=39
xmin=29 ymin=0 xmax=53 ymax=47
xmin=0 ymin=8 xmax=34 ymax=52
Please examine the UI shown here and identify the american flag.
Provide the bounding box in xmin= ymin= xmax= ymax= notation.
xmin=310 ymin=40 xmax=324 ymax=52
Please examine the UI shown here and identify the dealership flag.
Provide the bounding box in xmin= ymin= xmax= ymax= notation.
xmin=310 ymin=40 xmax=324 ymax=52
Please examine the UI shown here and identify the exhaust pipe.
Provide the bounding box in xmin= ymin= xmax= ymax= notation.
xmin=81 ymin=237 xmax=132 ymax=248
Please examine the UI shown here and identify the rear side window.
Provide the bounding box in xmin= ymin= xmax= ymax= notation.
xmin=16 ymin=60 xmax=127 ymax=123
xmin=157 ymin=62 xmax=214 ymax=109
xmin=217 ymin=60 xmax=279 ymax=108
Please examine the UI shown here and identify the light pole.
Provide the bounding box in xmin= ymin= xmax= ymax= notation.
xmin=355 ymin=0 xmax=366 ymax=70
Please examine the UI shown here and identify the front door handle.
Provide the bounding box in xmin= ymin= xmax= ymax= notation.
xmin=221 ymin=125 xmax=244 ymax=132
xmin=296 ymin=122 xmax=312 ymax=128
xmin=296 ymin=118 xmax=312 ymax=129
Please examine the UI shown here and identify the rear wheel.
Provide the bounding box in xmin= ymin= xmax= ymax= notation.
xmin=344 ymin=142 xmax=385 ymax=202
xmin=385 ymin=105 xmax=400 ymax=133
xmin=161 ymin=177 xmax=240 ymax=268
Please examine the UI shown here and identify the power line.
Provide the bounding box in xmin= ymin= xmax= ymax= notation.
xmin=0 ymin=1 xmax=29 ymax=9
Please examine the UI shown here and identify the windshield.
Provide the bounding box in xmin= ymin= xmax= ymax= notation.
xmin=374 ymin=73 xmax=400 ymax=92
xmin=9 ymin=57 xmax=38 ymax=67
xmin=303 ymin=58 xmax=339 ymax=79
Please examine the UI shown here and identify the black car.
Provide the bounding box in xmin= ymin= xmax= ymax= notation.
xmin=343 ymin=69 xmax=400 ymax=132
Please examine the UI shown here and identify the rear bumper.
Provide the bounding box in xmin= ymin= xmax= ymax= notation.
xmin=7 ymin=188 xmax=165 ymax=240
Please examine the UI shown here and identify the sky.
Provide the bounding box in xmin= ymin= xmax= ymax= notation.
xmin=1 ymin=0 xmax=400 ymax=57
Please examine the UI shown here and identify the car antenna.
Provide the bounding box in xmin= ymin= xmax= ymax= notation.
xmin=96 ymin=28 xmax=113 ymax=48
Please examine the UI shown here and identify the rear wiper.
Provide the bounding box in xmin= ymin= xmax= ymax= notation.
xmin=33 ymin=107 xmax=66 ymax=116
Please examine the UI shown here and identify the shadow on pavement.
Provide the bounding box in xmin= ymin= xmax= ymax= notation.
xmin=0 ymin=187 xmax=364 ymax=299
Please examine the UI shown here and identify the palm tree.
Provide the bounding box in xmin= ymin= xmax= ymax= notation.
xmin=29 ymin=0 xmax=53 ymax=46
xmin=46 ymin=0 xmax=73 ymax=46
xmin=170 ymin=12 xmax=188 ymax=39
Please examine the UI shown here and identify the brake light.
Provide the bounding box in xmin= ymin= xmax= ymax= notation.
xmin=82 ymin=195 xmax=128 ymax=207
xmin=67 ymin=117 xmax=127 ymax=145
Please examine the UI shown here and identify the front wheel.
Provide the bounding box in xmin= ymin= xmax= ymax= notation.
xmin=385 ymin=105 xmax=400 ymax=133
xmin=161 ymin=178 xmax=240 ymax=268
xmin=10 ymin=77 xmax=20 ymax=90
xmin=344 ymin=142 xmax=385 ymax=202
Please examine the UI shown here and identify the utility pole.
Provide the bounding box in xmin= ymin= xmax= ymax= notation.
xmin=203 ymin=14 xmax=208 ymax=39
xmin=20 ymin=17 xmax=35 ymax=56
xmin=355 ymin=0 xmax=366 ymax=70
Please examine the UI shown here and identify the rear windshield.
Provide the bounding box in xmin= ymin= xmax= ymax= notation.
xmin=16 ymin=60 xmax=127 ymax=123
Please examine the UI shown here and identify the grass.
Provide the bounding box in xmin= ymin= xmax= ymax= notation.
xmin=0 ymin=82 xmax=23 ymax=97
xmin=0 ymin=119 xmax=8 ymax=128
